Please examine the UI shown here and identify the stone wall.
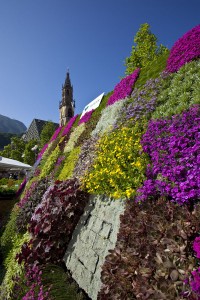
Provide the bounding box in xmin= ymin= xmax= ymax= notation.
xmin=63 ymin=194 xmax=125 ymax=300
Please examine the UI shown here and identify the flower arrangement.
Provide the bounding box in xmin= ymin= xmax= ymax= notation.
xmin=49 ymin=126 xmax=63 ymax=142
xmin=62 ymin=114 xmax=79 ymax=136
xmin=58 ymin=147 xmax=81 ymax=180
xmin=39 ymin=145 xmax=61 ymax=179
xmin=166 ymin=24 xmax=200 ymax=73
xmin=153 ymin=60 xmax=200 ymax=119
xmin=137 ymin=105 xmax=200 ymax=204
xmin=82 ymin=122 xmax=148 ymax=199
xmin=73 ymin=135 xmax=99 ymax=180
xmin=36 ymin=143 xmax=49 ymax=161
xmin=91 ymin=98 xmax=127 ymax=137
xmin=16 ymin=179 xmax=89 ymax=266
xmin=78 ymin=109 xmax=94 ymax=125
xmin=107 ymin=68 xmax=140 ymax=106
xmin=64 ymin=123 xmax=85 ymax=153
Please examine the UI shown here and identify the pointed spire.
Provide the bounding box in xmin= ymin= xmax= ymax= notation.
xmin=64 ymin=68 xmax=71 ymax=87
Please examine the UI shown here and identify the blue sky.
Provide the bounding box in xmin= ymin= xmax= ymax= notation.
xmin=0 ymin=0 xmax=199 ymax=128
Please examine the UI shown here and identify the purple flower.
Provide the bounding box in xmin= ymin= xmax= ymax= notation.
xmin=107 ymin=68 xmax=140 ymax=106
xmin=78 ymin=109 xmax=94 ymax=125
xmin=62 ymin=114 xmax=78 ymax=136
xmin=166 ymin=24 xmax=200 ymax=73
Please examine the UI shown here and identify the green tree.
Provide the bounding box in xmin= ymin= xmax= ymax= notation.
xmin=39 ymin=121 xmax=57 ymax=149
xmin=125 ymin=23 xmax=169 ymax=75
xmin=0 ymin=136 xmax=26 ymax=161
xmin=23 ymin=139 xmax=38 ymax=165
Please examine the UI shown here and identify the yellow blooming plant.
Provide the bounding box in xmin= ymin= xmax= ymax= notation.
xmin=81 ymin=122 xmax=149 ymax=199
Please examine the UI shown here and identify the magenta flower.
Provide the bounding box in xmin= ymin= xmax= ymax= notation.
xmin=50 ymin=126 xmax=63 ymax=142
xmin=107 ymin=68 xmax=140 ymax=106
xmin=193 ymin=237 xmax=200 ymax=259
xmin=166 ymin=24 xmax=200 ymax=73
xmin=78 ymin=109 xmax=94 ymax=125
xmin=62 ymin=114 xmax=78 ymax=136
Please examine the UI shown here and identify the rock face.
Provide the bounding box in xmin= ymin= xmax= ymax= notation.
xmin=64 ymin=194 xmax=125 ymax=300
xmin=0 ymin=114 xmax=26 ymax=134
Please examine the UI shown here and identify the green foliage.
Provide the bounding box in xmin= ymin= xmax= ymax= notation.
xmin=58 ymin=147 xmax=81 ymax=180
xmin=0 ymin=136 xmax=26 ymax=161
xmin=125 ymin=23 xmax=168 ymax=75
xmin=134 ymin=51 xmax=169 ymax=89
xmin=0 ymin=132 xmax=16 ymax=151
xmin=0 ymin=205 xmax=19 ymax=259
xmin=153 ymin=60 xmax=200 ymax=119
xmin=82 ymin=122 xmax=149 ymax=199
xmin=23 ymin=139 xmax=38 ymax=165
xmin=39 ymin=121 xmax=58 ymax=149
xmin=40 ymin=145 xmax=61 ymax=179
xmin=42 ymin=264 xmax=87 ymax=300
xmin=64 ymin=124 xmax=85 ymax=153
xmin=0 ymin=232 xmax=30 ymax=300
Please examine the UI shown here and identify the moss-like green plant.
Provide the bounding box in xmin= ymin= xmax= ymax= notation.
xmin=64 ymin=124 xmax=85 ymax=153
xmin=40 ymin=145 xmax=61 ymax=179
xmin=58 ymin=147 xmax=81 ymax=180
xmin=134 ymin=51 xmax=169 ymax=90
xmin=41 ymin=264 xmax=87 ymax=300
xmin=0 ymin=232 xmax=30 ymax=299
xmin=0 ymin=205 xmax=19 ymax=260
xmin=152 ymin=60 xmax=200 ymax=119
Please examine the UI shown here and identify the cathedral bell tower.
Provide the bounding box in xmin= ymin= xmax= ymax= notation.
xmin=59 ymin=70 xmax=75 ymax=126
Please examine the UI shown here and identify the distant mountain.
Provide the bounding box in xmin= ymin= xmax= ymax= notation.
xmin=0 ymin=114 xmax=27 ymax=135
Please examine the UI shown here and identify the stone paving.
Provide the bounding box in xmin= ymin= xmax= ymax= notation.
xmin=63 ymin=194 xmax=125 ymax=300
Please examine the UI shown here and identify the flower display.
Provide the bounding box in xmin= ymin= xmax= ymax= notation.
xmin=166 ymin=24 xmax=200 ymax=73
xmin=49 ymin=126 xmax=63 ymax=142
xmin=193 ymin=237 xmax=200 ymax=259
xmin=107 ymin=68 xmax=140 ymax=106
xmin=78 ymin=109 xmax=94 ymax=125
xmin=137 ymin=105 xmax=200 ymax=204
xmin=36 ymin=143 xmax=49 ymax=161
xmin=82 ymin=123 xmax=148 ymax=199
xmin=61 ymin=114 xmax=79 ymax=136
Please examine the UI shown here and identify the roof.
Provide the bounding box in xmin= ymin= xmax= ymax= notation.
xmin=0 ymin=156 xmax=32 ymax=171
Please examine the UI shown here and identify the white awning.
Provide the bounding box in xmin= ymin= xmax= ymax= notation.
xmin=0 ymin=156 xmax=32 ymax=171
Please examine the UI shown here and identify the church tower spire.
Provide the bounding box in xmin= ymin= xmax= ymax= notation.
xmin=59 ymin=70 xmax=75 ymax=126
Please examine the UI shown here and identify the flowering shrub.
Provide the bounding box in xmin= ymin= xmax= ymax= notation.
xmin=73 ymin=135 xmax=99 ymax=180
xmin=18 ymin=180 xmax=38 ymax=208
xmin=193 ymin=237 xmax=200 ymax=259
xmin=62 ymin=114 xmax=79 ymax=136
xmin=107 ymin=68 xmax=140 ymax=106
xmin=91 ymin=99 xmax=127 ymax=137
xmin=153 ymin=60 xmax=200 ymax=119
xmin=78 ymin=109 xmax=94 ymax=125
xmin=16 ymin=178 xmax=27 ymax=198
xmin=188 ymin=268 xmax=200 ymax=298
xmin=166 ymin=24 xmax=200 ymax=73
xmin=16 ymin=179 xmax=89 ymax=266
xmin=64 ymin=123 xmax=85 ymax=153
xmin=98 ymin=198 xmax=200 ymax=299
xmin=82 ymin=123 xmax=148 ymax=199
xmin=58 ymin=147 xmax=81 ymax=180
xmin=137 ymin=105 xmax=200 ymax=204
xmin=115 ymin=70 xmax=170 ymax=128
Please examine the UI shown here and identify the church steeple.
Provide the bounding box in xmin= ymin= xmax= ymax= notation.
xmin=59 ymin=70 xmax=75 ymax=126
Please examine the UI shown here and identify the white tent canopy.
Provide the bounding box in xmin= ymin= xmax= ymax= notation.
xmin=0 ymin=156 xmax=32 ymax=171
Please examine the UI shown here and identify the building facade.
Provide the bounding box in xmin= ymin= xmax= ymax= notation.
xmin=59 ymin=71 xmax=75 ymax=126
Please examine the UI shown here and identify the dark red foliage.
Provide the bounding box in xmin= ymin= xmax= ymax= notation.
xmin=17 ymin=178 xmax=89 ymax=266
xmin=98 ymin=198 xmax=200 ymax=300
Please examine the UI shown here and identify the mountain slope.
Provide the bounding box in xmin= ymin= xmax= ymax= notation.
xmin=0 ymin=114 xmax=27 ymax=134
